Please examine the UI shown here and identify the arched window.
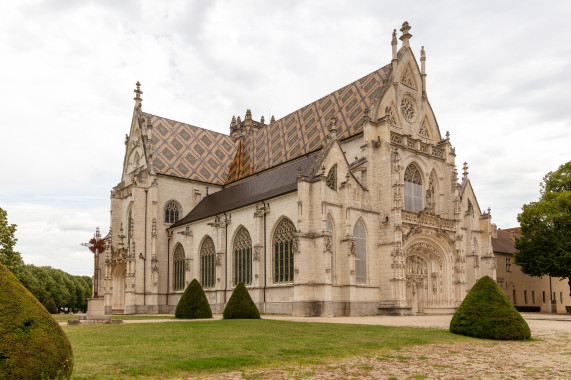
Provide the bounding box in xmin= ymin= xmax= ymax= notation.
xmin=326 ymin=165 xmax=337 ymax=191
xmin=164 ymin=201 xmax=180 ymax=224
xmin=200 ymin=236 xmax=216 ymax=288
xmin=326 ymin=216 xmax=335 ymax=282
xmin=404 ymin=164 xmax=423 ymax=212
xmin=354 ymin=219 xmax=367 ymax=284
xmin=233 ymin=227 xmax=252 ymax=285
xmin=173 ymin=244 xmax=185 ymax=291
xmin=126 ymin=204 xmax=133 ymax=248
xmin=273 ymin=218 xmax=296 ymax=283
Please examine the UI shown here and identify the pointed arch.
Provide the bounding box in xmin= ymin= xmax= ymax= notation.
xmin=400 ymin=64 xmax=417 ymax=90
xmin=200 ymin=235 xmax=216 ymax=288
xmin=353 ymin=218 xmax=367 ymax=284
xmin=418 ymin=117 xmax=431 ymax=139
xmin=173 ymin=243 xmax=185 ymax=291
xmin=385 ymin=103 xmax=398 ymax=128
xmin=404 ymin=164 xmax=423 ymax=212
xmin=272 ymin=217 xmax=296 ymax=283
xmin=232 ymin=226 xmax=252 ymax=285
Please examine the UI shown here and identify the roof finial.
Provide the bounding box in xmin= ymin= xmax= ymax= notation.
xmin=270 ymin=115 xmax=275 ymax=124
xmin=328 ymin=116 xmax=338 ymax=138
xmin=445 ymin=131 xmax=450 ymax=139
xmin=245 ymin=109 xmax=252 ymax=120
xmin=399 ymin=21 xmax=412 ymax=48
xmin=260 ymin=115 xmax=265 ymax=124
xmin=134 ymin=81 xmax=143 ymax=105
xmin=391 ymin=29 xmax=398 ymax=60
xmin=462 ymin=162 xmax=469 ymax=180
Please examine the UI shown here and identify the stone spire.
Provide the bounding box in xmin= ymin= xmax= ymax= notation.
xmin=399 ymin=21 xmax=412 ymax=48
xmin=134 ymin=81 xmax=143 ymax=106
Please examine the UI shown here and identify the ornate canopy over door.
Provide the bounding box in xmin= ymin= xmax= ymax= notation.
xmin=405 ymin=241 xmax=450 ymax=314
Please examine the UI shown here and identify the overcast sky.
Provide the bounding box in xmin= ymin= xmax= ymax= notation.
xmin=1 ymin=1 xmax=569 ymax=276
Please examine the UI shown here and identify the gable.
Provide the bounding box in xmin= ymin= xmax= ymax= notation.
xmin=145 ymin=113 xmax=237 ymax=185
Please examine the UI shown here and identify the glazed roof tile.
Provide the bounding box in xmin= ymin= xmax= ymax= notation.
xmin=225 ymin=65 xmax=391 ymax=184
xmin=145 ymin=113 xmax=237 ymax=185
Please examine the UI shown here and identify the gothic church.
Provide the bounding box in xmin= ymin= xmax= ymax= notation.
xmin=101 ymin=22 xmax=496 ymax=316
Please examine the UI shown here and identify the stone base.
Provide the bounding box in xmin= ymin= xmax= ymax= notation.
xmin=87 ymin=297 xmax=109 ymax=319
xmin=377 ymin=306 xmax=413 ymax=316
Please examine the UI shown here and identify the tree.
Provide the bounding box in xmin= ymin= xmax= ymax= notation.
xmin=515 ymin=161 xmax=571 ymax=296
xmin=0 ymin=207 xmax=22 ymax=274
xmin=223 ymin=282 xmax=261 ymax=319
xmin=175 ymin=279 xmax=212 ymax=319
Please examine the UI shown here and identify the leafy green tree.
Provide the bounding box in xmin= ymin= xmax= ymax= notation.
xmin=0 ymin=207 xmax=22 ymax=274
xmin=515 ymin=161 xmax=571 ymax=296
xmin=175 ymin=279 xmax=212 ymax=319
xmin=223 ymin=282 xmax=261 ymax=319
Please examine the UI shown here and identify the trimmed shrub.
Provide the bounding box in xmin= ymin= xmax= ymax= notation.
xmin=223 ymin=282 xmax=261 ymax=319
xmin=0 ymin=262 xmax=73 ymax=379
xmin=450 ymin=275 xmax=531 ymax=340
xmin=514 ymin=306 xmax=541 ymax=313
xmin=175 ymin=279 xmax=212 ymax=319
xmin=44 ymin=298 xmax=58 ymax=314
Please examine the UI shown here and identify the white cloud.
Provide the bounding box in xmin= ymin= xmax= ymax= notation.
xmin=1 ymin=0 xmax=570 ymax=274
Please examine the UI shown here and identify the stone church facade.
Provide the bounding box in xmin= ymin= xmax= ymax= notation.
xmin=101 ymin=22 xmax=496 ymax=316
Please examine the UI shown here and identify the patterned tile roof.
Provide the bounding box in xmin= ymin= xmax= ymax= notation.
xmin=145 ymin=113 xmax=237 ymax=185
xmin=225 ymin=64 xmax=391 ymax=184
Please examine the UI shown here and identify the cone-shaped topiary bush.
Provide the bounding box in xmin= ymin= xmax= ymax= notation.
xmin=44 ymin=298 xmax=58 ymax=314
xmin=450 ymin=275 xmax=531 ymax=340
xmin=175 ymin=279 xmax=212 ymax=319
xmin=223 ymin=282 xmax=261 ymax=319
xmin=0 ymin=262 xmax=73 ymax=379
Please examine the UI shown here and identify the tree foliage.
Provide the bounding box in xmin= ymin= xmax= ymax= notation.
xmin=223 ymin=282 xmax=261 ymax=319
xmin=175 ymin=279 xmax=212 ymax=319
xmin=450 ymin=276 xmax=530 ymax=340
xmin=0 ymin=207 xmax=23 ymax=274
xmin=515 ymin=161 xmax=571 ymax=296
xmin=0 ymin=262 xmax=74 ymax=379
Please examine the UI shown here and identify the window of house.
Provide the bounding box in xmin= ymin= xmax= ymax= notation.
xmin=273 ymin=218 xmax=296 ymax=283
xmin=524 ymin=290 xmax=528 ymax=304
xmin=233 ymin=227 xmax=252 ymax=286
xmin=506 ymin=257 xmax=511 ymax=272
xmin=532 ymin=290 xmax=535 ymax=304
xmin=326 ymin=216 xmax=335 ymax=283
xmin=354 ymin=219 xmax=367 ymax=284
xmin=553 ymin=292 xmax=556 ymax=302
xmin=561 ymin=292 xmax=563 ymax=303
xmin=164 ymin=201 xmax=180 ymax=224
xmin=543 ymin=291 xmax=546 ymax=303
xmin=326 ymin=165 xmax=337 ymax=191
xmin=173 ymin=244 xmax=185 ymax=291
xmin=404 ymin=164 xmax=422 ymax=212
xmin=200 ymin=236 xmax=216 ymax=288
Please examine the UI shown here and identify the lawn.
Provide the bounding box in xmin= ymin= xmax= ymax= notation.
xmin=62 ymin=319 xmax=472 ymax=379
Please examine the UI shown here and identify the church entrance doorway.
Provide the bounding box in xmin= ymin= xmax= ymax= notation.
xmin=405 ymin=255 xmax=428 ymax=314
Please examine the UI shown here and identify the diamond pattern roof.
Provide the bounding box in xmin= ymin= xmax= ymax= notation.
xmin=145 ymin=113 xmax=237 ymax=185
xmin=225 ymin=65 xmax=391 ymax=184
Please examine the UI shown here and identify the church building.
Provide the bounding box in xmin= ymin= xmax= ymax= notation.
xmin=101 ymin=22 xmax=496 ymax=316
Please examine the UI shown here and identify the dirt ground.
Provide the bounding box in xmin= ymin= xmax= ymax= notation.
xmin=197 ymin=313 xmax=571 ymax=380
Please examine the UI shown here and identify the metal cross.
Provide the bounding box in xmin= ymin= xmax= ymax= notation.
xmin=81 ymin=227 xmax=106 ymax=298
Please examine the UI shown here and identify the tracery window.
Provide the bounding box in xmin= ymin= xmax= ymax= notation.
xmin=173 ymin=244 xmax=185 ymax=291
xmin=326 ymin=216 xmax=335 ymax=282
xmin=164 ymin=201 xmax=180 ymax=224
xmin=385 ymin=105 xmax=398 ymax=128
xmin=326 ymin=165 xmax=337 ymax=191
xmin=354 ymin=220 xmax=367 ymax=284
xmin=200 ymin=236 xmax=216 ymax=288
xmin=233 ymin=227 xmax=252 ymax=285
xmin=400 ymin=97 xmax=416 ymax=122
xmin=273 ymin=218 xmax=296 ymax=283
xmin=404 ymin=164 xmax=423 ymax=212
xmin=506 ymin=257 xmax=512 ymax=272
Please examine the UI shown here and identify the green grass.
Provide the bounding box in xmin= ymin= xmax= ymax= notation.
xmin=62 ymin=319 xmax=472 ymax=379
xmin=52 ymin=314 xmax=175 ymax=322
